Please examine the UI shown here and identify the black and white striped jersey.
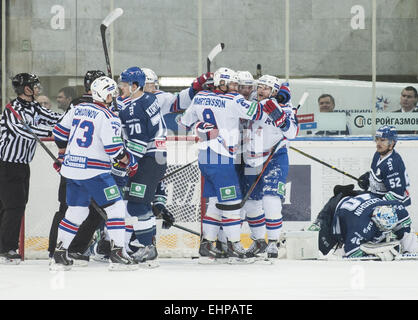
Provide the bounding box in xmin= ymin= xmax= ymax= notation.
xmin=0 ymin=97 xmax=62 ymax=163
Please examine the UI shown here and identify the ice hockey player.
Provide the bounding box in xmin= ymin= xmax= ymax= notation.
xmin=357 ymin=125 xmax=411 ymax=206
xmin=179 ymin=67 xmax=289 ymax=264
xmin=51 ymin=76 xmax=138 ymax=271
xmin=236 ymin=70 xmax=256 ymax=101
xmin=118 ymin=68 xmax=168 ymax=268
xmin=48 ymin=70 xmax=107 ymax=266
xmin=316 ymin=185 xmax=416 ymax=260
xmin=242 ymin=75 xmax=296 ymax=260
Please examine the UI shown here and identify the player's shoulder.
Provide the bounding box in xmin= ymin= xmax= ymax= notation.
xmin=77 ymin=102 xmax=119 ymax=120
xmin=154 ymin=90 xmax=174 ymax=97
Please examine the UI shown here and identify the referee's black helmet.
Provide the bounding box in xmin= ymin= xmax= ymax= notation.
xmin=12 ymin=73 xmax=40 ymax=95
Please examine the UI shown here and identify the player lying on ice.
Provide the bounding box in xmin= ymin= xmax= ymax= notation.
xmin=307 ymin=184 xmax=417 ymax=261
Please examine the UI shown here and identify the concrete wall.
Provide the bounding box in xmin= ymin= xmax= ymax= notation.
xmin=5 ymin=0 xmax=418 ymax=81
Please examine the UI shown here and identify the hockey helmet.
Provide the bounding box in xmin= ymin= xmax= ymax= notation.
xmin=12 ymin=73 xmax=40 ymax=95
xmin=91 ymin=76 xmax=118 ymax=103
xmin=236 ymin=71 xmax=255 ymax=86
xmin=84 ymin=70 xmax=106 ymax=92
xmin=257 ymin=75 xmax=280 ymax=95
xmin=371 ymin=205 xmax=398 ymax=232
xmin=142 ymin=68 xmax=158 ymax=84
xmin=118 ymin=66 xmax=141 ymax=84
xmin=375 ymin=125 xmax=398 ymax=145
xmin=213 ymin=67 xmax=237 ymax=87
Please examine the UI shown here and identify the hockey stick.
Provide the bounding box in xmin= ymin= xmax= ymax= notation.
xmin=161 ymin=159 xmax=198 ymax=181
xmin=215 ymin=93 xmax=309 ymax=211
xmin=289 ymin=146 xmax=359 ymax=182
xmin=100 ymin=7 xmax=124 ymax=78
xmin=207 ymin=43 xmax=225 ymax=73
xmin=256 ymin=64 xmax=262 ymax=79
xmin=172 ymin=224 xmax=200 ymax=237
xmin=5 ymin=105 xmax=109 ymax=221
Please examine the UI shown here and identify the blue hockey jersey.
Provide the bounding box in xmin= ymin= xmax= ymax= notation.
xmin=368 ymin=150 xmax=411 ymax=206
xmin=332 ymin=193 xmax=412 ymax=257
xmin=118 ymin=92 xmax=167 ymax=160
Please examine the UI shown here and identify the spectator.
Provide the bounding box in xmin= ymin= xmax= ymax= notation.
xmin=395 ymin=86 xmax=418 ymax=113
xmin=318 ymin=94 xmax=335 ymax=113
xmin=308 ymin=94 xmax=349 ymax=136
xmin=394 ymin=86 xmax=417 ymax=134
xmin=36 ymin=95 xmax=52 ymax=109
xmin=56 ymin=86 xmax=76 ymax=111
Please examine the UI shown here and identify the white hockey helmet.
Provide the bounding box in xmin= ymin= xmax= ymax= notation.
xmin=236 ymin=70 xmax=255 ymax=86
xmin=91 ymin=76 xmax=118 ymax=103
xmin=142 ymin=68 xmax=159 ymax=85
xmin=257 ymin=74 xmax=280 ymax=94
xmin=213 ymin=67 xmax=237 ymax=87
xmin=371 ymin=205 xmax=398 ymax=231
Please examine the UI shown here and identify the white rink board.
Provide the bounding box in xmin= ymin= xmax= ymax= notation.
xmin=25 ymin=139 xmax=418 ymax=241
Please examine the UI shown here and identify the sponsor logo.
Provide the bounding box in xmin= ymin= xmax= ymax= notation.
xmin=220 ymin=186 xmax=237 ymax=200
xmin=129 ymin=183 xmax=146 ymax=198
xmin=104 ymin=185 xmax=120 ymax=201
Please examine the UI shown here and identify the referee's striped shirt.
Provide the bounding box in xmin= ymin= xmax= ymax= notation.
xmin=0 ymin=97 xmax=62 ymax=164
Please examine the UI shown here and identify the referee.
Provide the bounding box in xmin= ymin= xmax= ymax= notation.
xmin=0 ymin=73 xmax=62 ymax=264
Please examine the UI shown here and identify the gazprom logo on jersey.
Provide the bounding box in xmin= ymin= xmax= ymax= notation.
xmin=64 ymin=155 xmax=87 ymax=168
xmin=194 ymin=97 xmax=226 ymax=108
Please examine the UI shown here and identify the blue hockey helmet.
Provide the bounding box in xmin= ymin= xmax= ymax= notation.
xmin=119 ymin=66 xmax=141 ymax=83
xmin=371 ymin=205 xmax=398 ymax=231
xmin=375 ymin=125 xmax=398 ymax=145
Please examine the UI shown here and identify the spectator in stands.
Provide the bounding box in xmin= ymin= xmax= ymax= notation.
xmin=395 ymin=86 xmax=418 ymax=113
xmin=307 ymin=94 xmax=349 ymax=136
xmin=56 ymin=86 xmax=76 ymax=111
xmin=394 ymin=86 xmax=417 ymax=135
xmin=36 ymin=95 xmax=52 ymax=109
xmin=318 ymin=94 xmax=336 ymax=113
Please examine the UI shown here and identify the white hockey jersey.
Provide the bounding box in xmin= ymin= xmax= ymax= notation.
xmin=179 ymin=90 xmax=266 ymax=159
xmin=243 ymin=102 xmax=298 ymax=167
xmin=154 ymin=87 xmax=194 ymax=116
xmin=53 ymin=102 xmax=124 ymax=180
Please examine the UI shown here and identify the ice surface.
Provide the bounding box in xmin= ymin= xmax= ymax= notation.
xmin=1 ymin=258 xmax=417 ymax=300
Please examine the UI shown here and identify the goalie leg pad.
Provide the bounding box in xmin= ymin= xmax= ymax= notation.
xmin=400 ymin=232 xmax=418 ymax=253
xmin=360 ymin=241 xmax=401 ymax=261
xmin=285 ymin=231 xmax=319 ymax=260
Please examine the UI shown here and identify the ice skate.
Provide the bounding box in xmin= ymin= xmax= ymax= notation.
xmin=108 ymin=242 xmax=138 ymax=271
xmin=0 ymin=250 xmax=21 ymax=265
xmin=198 ymin=239 xmax=226 ymax=264
xmin=90 ymin=239 xmax=110 ymax=263
xmin=226 ymin=241 xmax=255 ymax=264
xmin=68 ymin=252 xmax=89 ymax=267
xmin=131 ymin=244 xmax=159 ymax=268
xmin=50 ymin=242 xmax=73 ymax=271
xmin=246 ymin=239 xmax=268 ymax=260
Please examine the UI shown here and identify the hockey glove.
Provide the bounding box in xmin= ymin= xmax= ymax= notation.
xmin=275 ymin=82 xmax=291 ymax=104
xmin=111 ymin=162 xmax=129 ymax=188
xmin=357 ymin=172 xmax=370 ymax=190
xmin=263 ymin=99 xmax=287 ymax=127
xmin=194 ymin=121 xmax=219 ymax=141
xmin=117 ymin=151 xmax=138 ymax=177
xmin=192 ymin=72 xmax=214 ymax=93
xmin=152 ymin=204 xmax=175 ymax=229
xmin=53 ymin=151 xmax=65 ymax=173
